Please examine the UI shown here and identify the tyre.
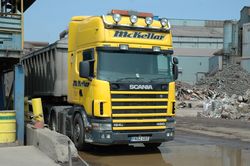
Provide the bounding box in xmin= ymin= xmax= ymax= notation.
xmin=73 ymin=113 xmax=91 ymax=151
xmin=144 ymin=143 xmax=162 ymax=149
xmin=49 ymin=112 xmax=57 ymax=131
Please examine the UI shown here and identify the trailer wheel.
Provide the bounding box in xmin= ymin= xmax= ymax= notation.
xmin=144 ymin=143 xmax=162 ymax=149
xmin=73 ymin=113 xmax=91 ymax=151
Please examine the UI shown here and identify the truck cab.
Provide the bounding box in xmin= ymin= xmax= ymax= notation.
xmin=67 ymin=10 xmax=178 ymax=149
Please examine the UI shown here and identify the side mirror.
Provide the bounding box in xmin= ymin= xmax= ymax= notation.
xmin=173 ymin=57 xmax=179 ymax=64
xmin=79 ymin=61 xmax=90 ymax=78
xmin=173 ymin=64 xmax=178 ymax=80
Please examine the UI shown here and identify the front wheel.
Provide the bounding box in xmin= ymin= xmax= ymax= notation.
xmin=73 ymin=113 xmax=91 ymax=151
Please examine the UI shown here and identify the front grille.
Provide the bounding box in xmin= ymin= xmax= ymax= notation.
xmin=112 ymin=94 xmax=168 ymax=98
xmin=111 ymin=91 xmax=169 ymax=131
xmin=113 ymin=122 xmax=165 ymax=127
xmin=112 ymin=102 xmax=168 ymax=106
xmin=112 ymin=109 xmax=166 ymax=114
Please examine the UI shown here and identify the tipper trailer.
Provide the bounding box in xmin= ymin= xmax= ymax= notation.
xmin=22 ymin=10 xmax=179 ymax=150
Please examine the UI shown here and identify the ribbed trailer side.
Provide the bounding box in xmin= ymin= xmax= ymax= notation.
xmin=21 ymin=38 xmax=68 ymax=97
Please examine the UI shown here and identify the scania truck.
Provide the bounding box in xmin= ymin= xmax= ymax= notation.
xmin=22 ymin=10 xmax=179 ymax=150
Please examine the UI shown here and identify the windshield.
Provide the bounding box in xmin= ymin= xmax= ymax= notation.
xmin=97 ymin=50 xmax=173 ymax=83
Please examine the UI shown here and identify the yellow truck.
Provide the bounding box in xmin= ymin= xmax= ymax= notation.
xmin=22 ymin=10 xmax=178 ymax=150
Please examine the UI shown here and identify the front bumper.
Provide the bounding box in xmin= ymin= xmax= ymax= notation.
xmin=89 ymin=128 xmax=175 ymax=145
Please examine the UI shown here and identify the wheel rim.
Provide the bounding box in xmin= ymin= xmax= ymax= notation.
xmin=52 ymin=118 xmax=56 ymax=131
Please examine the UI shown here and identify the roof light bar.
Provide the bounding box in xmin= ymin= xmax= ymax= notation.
xmin=111 ymin=9 xmax=153 ymax=18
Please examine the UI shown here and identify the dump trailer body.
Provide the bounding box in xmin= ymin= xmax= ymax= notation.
xmin=22 ymin=38 xmax=68 ymax=97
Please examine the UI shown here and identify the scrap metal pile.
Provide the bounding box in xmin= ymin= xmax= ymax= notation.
xmin=177 ymin=64 xmax=250 ymax=121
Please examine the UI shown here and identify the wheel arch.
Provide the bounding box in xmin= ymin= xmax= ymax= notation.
xmin=72 ymin=105 xmax=90 ymax=129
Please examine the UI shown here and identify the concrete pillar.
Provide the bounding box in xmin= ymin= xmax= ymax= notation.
xmin=14 ymin=64 xmax=24 ymax=145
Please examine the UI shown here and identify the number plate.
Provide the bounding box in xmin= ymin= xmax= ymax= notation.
xmin=130 ymin=136 xmax=150 ymax=142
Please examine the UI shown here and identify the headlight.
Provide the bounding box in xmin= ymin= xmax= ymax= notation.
xmin=145 ymin=17 xmax=153 ymax=25
xmin=113 ymin=123 xmax=124 ymax=127
xmin=112 ymin=14 xmax=121 ymax=23
xmin=156 ymin=122 xmax=166 ymax=126
xmin=130 ymin=15 xmax=138 ymax=24
xmin=92 ymin=123 xmax=112 ymax=131
xmin=160 ymin=18 xmax=168 ymax=27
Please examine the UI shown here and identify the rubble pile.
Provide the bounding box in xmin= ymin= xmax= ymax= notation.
xmin=197 ymin=64 xmax=250 ymax=96
xmin=201 ymin=90 xmax=250 ymax=121
xmin=177 ymin=64 xmax=250 ymax=121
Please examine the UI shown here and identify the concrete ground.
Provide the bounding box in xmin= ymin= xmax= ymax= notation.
xmin=176 ymin=116 xmax=250 ymax=142
xmin=175 ymin=100 xmax=203 ymax=117
xmin=78 ymin=110 xmax=250 ymax=166
xmin=0 ymin=146 xmax=60 ymax=166
xmin=176 ymin=107 xmax=202 ymax=117
xmin=79 ymin=131 xmax=250 ymax=166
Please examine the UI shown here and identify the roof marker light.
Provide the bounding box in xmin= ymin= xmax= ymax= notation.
xmin=119 ymin=44 xmax=129 ymax=50
xmin=153 ymin=46 xmax=161 ymax=52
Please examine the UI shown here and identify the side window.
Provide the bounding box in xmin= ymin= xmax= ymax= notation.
xmin=82 ymin=49 xmax=94 ymax=61
xmin=82 ymin=48 xmax=95 ymax=77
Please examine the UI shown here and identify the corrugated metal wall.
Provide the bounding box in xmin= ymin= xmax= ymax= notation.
xmin=209 ymin=56 xmax=220 ymax=73
xmin=241 ymin=23 xmax=250 ymax=72
xmin=0 ymin=15 xmax=22 ymax=56
xmin=241 ymin=58 xmax=250 ymax=72
xmin=177 ymin=56 xmax=210 ymax=85
xmin=242 ymin=23 xmax=250 ymax=57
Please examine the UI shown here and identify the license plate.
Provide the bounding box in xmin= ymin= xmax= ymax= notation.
xmin=130 ymin=136 xmax=150 ymax=142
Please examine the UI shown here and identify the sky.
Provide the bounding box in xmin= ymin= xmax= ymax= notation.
xmin=24 ymin=0 xmax=249 ymax=43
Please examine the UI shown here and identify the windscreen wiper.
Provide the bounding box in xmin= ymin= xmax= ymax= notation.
xmin=150 ymin=77 xmax=168 ymax=82
xmin=116 ymin=77 xmax=145 ymax=82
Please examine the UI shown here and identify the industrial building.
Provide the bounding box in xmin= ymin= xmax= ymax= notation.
xmin=170 ymin=6 xmax=250 ymax=84
xmin=0 ymin=0 xmax=35 ymax=145
xmin=170 ymin=18 xmax=224 ymax=84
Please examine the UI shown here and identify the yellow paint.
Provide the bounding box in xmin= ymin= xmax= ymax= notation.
xmin=112 ymin=105 xmax=168 ymax=110
xmin=167 ymin=82 xmax=176 ymax=116
xmin=112 ymin=113 xmax=168 ymax=118
xmin=113 ymin=126 xmax=166 ymax=131
xmin=32 ymin=98 xmax=44 ymax=122
xmin=0 ymin=111 xmax=16 ymax=143
xmin=111 ymin=98 xmax=168 ymax=102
